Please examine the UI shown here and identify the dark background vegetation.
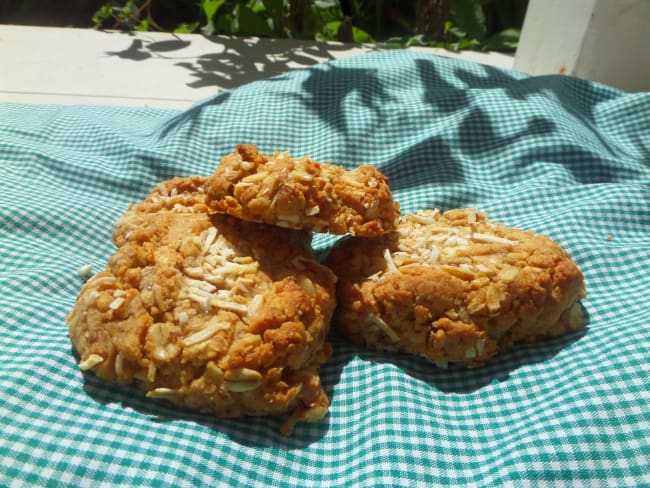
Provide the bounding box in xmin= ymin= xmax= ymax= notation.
xmin=0 ymin=0 xmax=528 ymax=51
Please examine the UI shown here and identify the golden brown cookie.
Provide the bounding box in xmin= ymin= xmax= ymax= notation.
xmin=325 ymin=209 xmax=586 ymax=368
xmin=204 ymin=144 xmax=400 ymax=236
xmin=67 ymin=176 xmax=338 ymax=435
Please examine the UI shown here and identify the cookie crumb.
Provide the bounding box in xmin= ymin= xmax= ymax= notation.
xmin=76 ymin=264 xmax=93 ymax=280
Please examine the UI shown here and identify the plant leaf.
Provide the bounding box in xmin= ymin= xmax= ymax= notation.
xmin=449 ymin=0 xmax=486 ymax=41
xmin=261 ymin=0 xmax=285 ymax=34
xmin=91 ymin=5 xmax=114 ymax=28
xmin=236 ymin=5 xmax=274 ymax=37
xmin=481 ymin=28 xmax=520 ymax=51
xmin=314 ymin=0 xmax=338 ymax=8
xmin=322 ymin=20 xmax=341 ymax=40
xmin=174 ymin=22 xmax=200 ymax=34
xmin=202 ymin=0 xmax=225 ymax=23
xmin=352 ymin=26 xmax=374 ymax=44
xmin=136 ymin=18 xmax=150 ymax=32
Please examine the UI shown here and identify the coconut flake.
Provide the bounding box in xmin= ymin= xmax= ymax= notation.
xmin=292 ymin=170 xmax=314 ymax=182
xmin=340 ymin=173 xmax=365 ymax=188
xmin=406 ymin=212 xmax=437 ymax=225
xmin=368 ymin=314 xmax=400 ymax=342
xmin=76 ymin=264 xmax=93 ymax=279
xmin=202 ymin=227 xmax=218 ymax=254
xmin=247 ymin=294 xmax=263 ymax=318
xmin=109 ymin=297 xmax=125 ymax=310
xmin=445 ymin=235 xmax=459 ymax=247
xmin=87 ymin=275 xmax=115 ymax=287
xmin=428 ymin=247 xmax=440 ymax=263
xmin=383 ymin=249 xmax=399 ymax=273
xmin=186 ymin=278 xmax=217 ymax=293
xmin=155 ymin=183 xmax=169 ymax=197
xmin=114 ymin=353 xmax=124 ymax=375
xmin=209 ymin=298 xmax=248 ymax=314
xmin=188 ymin=290 xmax=210 ymax=309
xmin=305 ymin=205 xmax=320 ymax=216
xmin=147 ymin=362 xmax=156 ymax=382
xmin=184 ymin=267 xmax=204 ymax=278
xmin=78 ymin=354 xmax=104 ymax=371
xmin=146 ymin=388 xmax=178 ymax=399
xmin=184 ymin=320 xmax=230 ymax=347
xmin=86 ymin=290 xmax=99 ymax=304
xmin=472 ymin=232 xmax=519 ymax=246
xmin=367 ymin=271 xmax=383 ymax=281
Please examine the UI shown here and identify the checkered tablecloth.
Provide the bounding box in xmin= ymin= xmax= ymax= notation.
xmin=1 ymin=50 xmax=649 ymax=487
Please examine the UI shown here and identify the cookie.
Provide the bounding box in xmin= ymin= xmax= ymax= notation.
xmin=67 ymin=176 xmax=338 ymax=434
xmin=204 ymin=144 xmax=400 ymax=236
xmin=325 ymin=209 xmax=586 ymax=368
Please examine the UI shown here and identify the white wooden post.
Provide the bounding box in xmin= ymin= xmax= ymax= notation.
xmin=514 ymin=0 xmax=650 ymax=92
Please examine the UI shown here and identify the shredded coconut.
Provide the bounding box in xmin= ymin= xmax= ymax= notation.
xmin=405 ymin=212 xmax=437 ymax=225
xmin=383 ymin=249 xmax=399 ymax=273
xmin=184 ymin=320 xmax=230 ymax=347
xmin=109 ymin=297 xmax=124 ymax=310
xmin=78 ymin=354 xmax=104 ymax=371
xmin=368 ymin=314 xmax=400 ymax=342
xmin=76 ymin=264 xmax=93 ymax=278
xmin=472 ymin=232 xmax=519 ymax=246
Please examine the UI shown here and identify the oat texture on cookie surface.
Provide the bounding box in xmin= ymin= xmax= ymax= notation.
xmin=325 ymin=208 xmax=586 ymax=368
xmin=204 ymin=144 xmax=400 ymax=236
xmin=67 ymin=176 xmax=337 ymax=435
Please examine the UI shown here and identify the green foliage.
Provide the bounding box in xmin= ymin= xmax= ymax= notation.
xmin=199 ymin=0 xmax=224 ymax=35
xmin=451 ymin=0 xmax=487 ymax=41
xmin=91 ymin=0 xmax=526 ymax=52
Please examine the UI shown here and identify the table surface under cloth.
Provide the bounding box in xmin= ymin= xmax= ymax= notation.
xmin=1 ymin=50 xmax=649 ymax=487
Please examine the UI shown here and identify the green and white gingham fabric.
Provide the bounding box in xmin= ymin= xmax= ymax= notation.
xmin=1 ymin=50 xmax=649 ymax=487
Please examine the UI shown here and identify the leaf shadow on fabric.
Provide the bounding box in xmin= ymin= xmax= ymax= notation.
xmin=417 ymin=57 xmax=621 ymax=145
xmin=381 ymin=136 xmax=465 ymax=192
xmin=454 ymin=65 xmax=620 ymax=122
xmin=514 ymin=144 xmax=645 ymax=184
xmin=384 ymin=59 xmax=557 ymax=190
xmin=157 ymin=91 xmax=231 ymax=140
xmin=454 ymin=64 xmax=626 ymax=155
xmin=413 ymin=58 xmax=640 ymax=187
xmin=286 ymin=64 xmax=397 ymax=138
xmin=23 ymin=150 xmax=158 ymax=203
xmin=457 ymin=108 xmax=556 ymax=156
xmin=415 ymin=58 xmax=472 ymax=114
xmin=77 ymin=345 xmax=348 ymax=449
xmin=341 ymin=306 xmax=589 ymax=395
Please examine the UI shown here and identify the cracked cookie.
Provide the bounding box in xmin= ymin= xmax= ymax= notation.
xmin=204 ymin=144 xmax=400 ymax=236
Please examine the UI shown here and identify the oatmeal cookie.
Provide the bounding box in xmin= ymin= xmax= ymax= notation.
xmin=325 ymin=209 xmax=586 ymax=368
xmin=204 ymin=144 xmax=400 ymax=236
xmin=67 ymin=176 xmax=337 ymax=435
